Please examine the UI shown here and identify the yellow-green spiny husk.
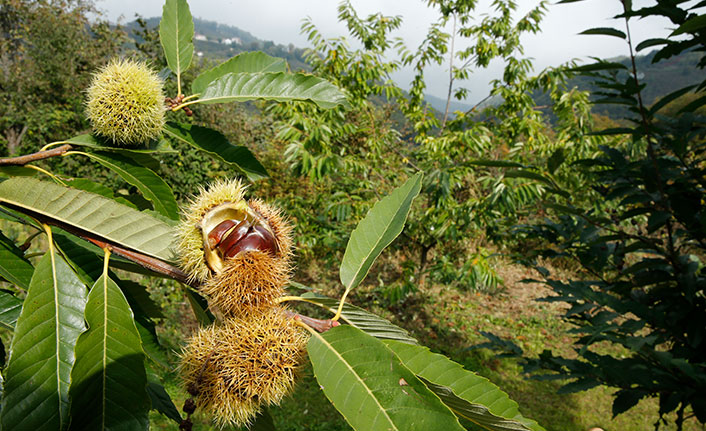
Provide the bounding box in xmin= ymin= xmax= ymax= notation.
xmin=175 ymin=180 xmax=294 ymax=317
xmin=85 ymin=58 xmax=165 ymax=146
xmin=199 ymin=198 xmax=294 ymax=317
xmin=179 ymin=307 xmax=309 ymax=428
xmin=175 ymin=178 xmax=250 ymax=283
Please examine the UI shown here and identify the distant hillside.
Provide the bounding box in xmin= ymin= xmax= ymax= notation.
xmin=535 ymin=50 xmax=704 ymax=118
xmin=602 ymin=50 xmax=703 ymax=106
xmin=124 ymin=17 xmax=309 ymax=71
xmin=424 ymin=94 xmax=473 ymax=116
xmin=430 ymin=51 xmax=703 ymax=120
xmin=124 ymin=17 xmax=701 ymax=119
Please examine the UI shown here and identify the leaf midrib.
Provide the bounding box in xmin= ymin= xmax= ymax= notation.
xmin=0 ymin=178 xmax=176 ymax=261
xmin=80 ymin=152 xmax=168 ymax=217
xmin=344 ymin=202 xmax=403 ymax=291
xmin=101 ymin=274 xmax=108 ymax=430
xmin=311 ymin=329 xmax=399 ymax=431
xmin=198 ymin=73 xmax=318 ymax=104
xmin=49 ymin=240 xmax=64 ymax=427
xmin=174 ymin=1 xmax=181 ymax=77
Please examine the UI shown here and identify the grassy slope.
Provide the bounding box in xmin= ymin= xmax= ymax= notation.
xmin=1 ymin=222 xmax=698 ymax=431
xmin=146 ymin=258 xmax=704 ymax=431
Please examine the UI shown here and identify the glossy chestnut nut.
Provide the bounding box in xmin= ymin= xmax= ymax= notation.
xmin=207 ymin=219 xmax=278 ymax=259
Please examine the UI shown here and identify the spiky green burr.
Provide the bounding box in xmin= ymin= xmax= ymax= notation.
xmin=86 ymin=58 xmax=165 ymax=146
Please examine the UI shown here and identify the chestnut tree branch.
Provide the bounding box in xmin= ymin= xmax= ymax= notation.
xmin=0 ymin=144 xmax=73 ymax=166
xmin=82 ymin=235 xmax=197 ymax=287
xmin=0 ymin=201 xmax=196 ymax=284
xmin=287 ymin=311 xmax=340 ymax=333
xmin=1 ymin=201 xmax=340 ymax=332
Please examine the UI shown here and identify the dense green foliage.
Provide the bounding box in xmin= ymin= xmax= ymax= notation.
xmin=269 ymin=0 xmax=602 ymax=300
xmin=0 ymin=0 xmax=123 ymax=156
xmin=475 ymin=1 xmax=706 ymax=429
xmin=1 ymin=0 xmax=705 ymax=429
xmin=0 ymin=1 xmax=547 ymax=430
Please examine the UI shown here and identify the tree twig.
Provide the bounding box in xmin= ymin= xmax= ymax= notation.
xmin=441 ymin=13 xmax=457 ymax=132
xmin=1 ymin=201 xmax=343 ymax=332
xmin=465 ymin=92 xmax=495 ymax=116
xmin=0 ymin=144 xmax=72 ymax=166
xmin=0 ymin=201 xmax=196 ymax=287
xmin=622 ymin=4 xmax=678 ymax=265
xmin=81 ymin=235 xmax=197 ymax=287
xmin=287 ymin=311 xmax=340 ymax=333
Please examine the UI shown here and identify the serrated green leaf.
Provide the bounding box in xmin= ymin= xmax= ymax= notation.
xmin=185 ymin=288 xmax=214 ymax=325
xmin=159 ymin=0 xmax=194 ymax=82
xmin=0 ymin=166 xmax=37 ymax=177
xmin=52 ymin=237 xmax=168 ymax=372
xmin=121 ymin=151 xmax=162 ymax=172
xmin=117 ymin=278 xmax=164 ymax=319
xmin=68 ymin=272 xmax=150 ymax=430
xmin=192 ymin=51 xmax=287 ymax=94
xmin=0 ymin=205 xmax=38 ymax=226
xmin=593 ymin=96 xmax=637 ymax=106
xmin=300 ymin=292 xmax=417 ymax=344
xmin=635 ymin=38 xmax=669 ymax=52
xmin=420 ymin=379 xmax=530 ymax=431
xmin=1 ymin=248 xmax=87 ymax=431
xmin=146 ymin=375 xmax=182 ymax=423
xmin=198 ymin=72 xmax=348 ymax=109
xmin=53 ymin=230 xmax=167 ymax=284
xmin=383 ymin=340 xmax=545 ymax=431
xmin=647 ymin=211 xmax=671 ymax=233
xmin=52 ymin=234 xmax=165 ymax=325
xmin=65 ymin=134 xmax=177 ymax=154
xmin=557 ymin=378 xmax=601 ymax=394
xmin=588 ymin=127 xmax=635 ymax=136
xmin=671 ymin=14 xmax=706 ymax=36
xmin=547 ymin=149 xmax=565 ymax=174
xmin=0 ymin=290 xmax=22 ymax=330
xmin=73 ymin=151 xmax=178 ymax=220
xmin=340 ymin=173 xmax=422 ymax=292
xmin=134 ymin=315 xmax=169 ymax=369
xmin=0 ymin=177 xmax=176 ymax=262
xmin=678 ymin=94 xmax=706 ymax=113
xmin=0 ymin=230 xmax=34 ymax=289
xmin=53 ymin=230 xmax=105 ymax=283
xmin=164 ymin=122 xmax=268 ymax=181
xmin=545 ymin=202 xmax=585 ymax=217
xmin=579 ymin=27 xmax=626 ymax=39
xmin=65 ymin=178 xmax=139 ymax=210
xmin=504 ymin=169 xmax=553 ymax=187
xmin=612 ymin=389 xmax=647 ymax=416
xmin=569 ymin=62 xmax=628 ymax=73
xmin=649 ymin=85 xmax=696 ymax=115
xmin=307 ymin=325 xmax=465 ymax=431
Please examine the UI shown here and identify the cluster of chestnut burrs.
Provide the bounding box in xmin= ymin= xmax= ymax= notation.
xmin=175 ymin=179 xmax=308 ymax=428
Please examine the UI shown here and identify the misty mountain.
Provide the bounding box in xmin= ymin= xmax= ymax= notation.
xmin=423 ymin=94 xmax=473 ymax=116
xmin=534 ymin=50 xmax=704 ymax=118
xmin=124 ymin=17 xmax=309 ymax=70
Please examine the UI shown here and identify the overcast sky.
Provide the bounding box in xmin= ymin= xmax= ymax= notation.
xmin=95 ymin=0 xmax=678 ymax=103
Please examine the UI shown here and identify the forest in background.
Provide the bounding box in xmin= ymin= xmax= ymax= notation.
xmin=1 ymin=0 xmax=705 ymax=430
xmin=123 ymin=16 xmax=705 ymax=116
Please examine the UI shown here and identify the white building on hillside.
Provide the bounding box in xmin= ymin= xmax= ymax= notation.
xmin=222 ymin=37 xmax=242 ymax=45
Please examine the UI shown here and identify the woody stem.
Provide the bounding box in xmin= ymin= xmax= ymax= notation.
xmin=0 ymin=144 xmax=72 ymax=166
